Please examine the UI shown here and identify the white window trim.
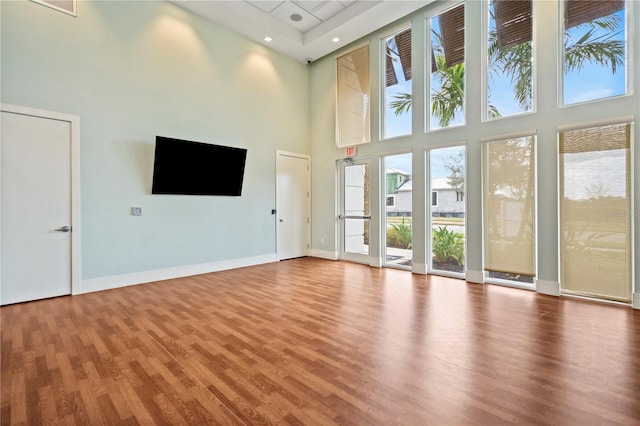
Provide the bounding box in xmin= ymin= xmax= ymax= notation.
xmin=379 ymin=22 xmax=413 ymax=141
xmin=558 ymin=0 xmax=634 ymax=108
xmin=425 ymin=1 xmax=467 ymax=132
xmin=481 ymin=0 xmax=538 ymax=123
xmin=481 ymin=133 xmax=539 ymax=286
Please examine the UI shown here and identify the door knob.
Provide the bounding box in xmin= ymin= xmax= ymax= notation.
xmin=54 ymin=225 xmax=71 ymax=232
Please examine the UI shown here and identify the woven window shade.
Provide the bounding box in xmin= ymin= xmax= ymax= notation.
xmin=384 ymin=28 xmax=411 ymax=87
xmin=565 ymin=0 xmax=624 ymax=28
xmin=494 ymin=0 xmax=532 ymax=49
xmin=385 ymin=53 xmax=397 ymax=86
xmin=439 ymin=4 xmax=465 ymax=68
xmin=337 ymin=46 xmax=370 ymax=147
xmin=483 ymin=136 xmax=536 ymax=276
xmin=559 ymin=123 xmax=631 ymax=302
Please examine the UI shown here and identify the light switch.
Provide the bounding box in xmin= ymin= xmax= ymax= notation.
xmin=131 ymin=207 xmax=142 ymax=216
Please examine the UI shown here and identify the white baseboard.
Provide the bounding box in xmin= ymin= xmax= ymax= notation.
xmin=536 ymin=279 xmax=561 ymax=296
xmin=412 ymin=263 xmax=427 ymax=275
xmin=633 ymin=293 xmax=640 ymax=310
xmin=465 ymin=270 xmax=484 ymax=284
xmin=78 ymin=254 xmax=277 ymax=295
xmin=309 ymin=249 xmax=338 ymax=260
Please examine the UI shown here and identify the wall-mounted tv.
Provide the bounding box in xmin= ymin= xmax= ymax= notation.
xmin=151 ymin=136 xmax=247 ymax=196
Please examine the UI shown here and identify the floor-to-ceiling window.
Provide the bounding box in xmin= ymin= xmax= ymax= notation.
xmin=318 ymin=0 xmax=637 ymax=306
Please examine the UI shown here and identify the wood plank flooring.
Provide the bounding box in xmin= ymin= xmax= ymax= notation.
xmin=2 ymin=257 xmax=639 ymax=425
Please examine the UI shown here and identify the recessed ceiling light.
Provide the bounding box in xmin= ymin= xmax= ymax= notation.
xmin=332 ymin=37 xmax=340 ymax=43
xmin=264 ymin=36 xmax=273 ymax=42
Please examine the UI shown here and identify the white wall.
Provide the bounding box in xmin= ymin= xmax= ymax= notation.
xmin=1 ymin=0 xmax=310 ymax=289
xmin=309 ymin=0 xmax=639 ymax=300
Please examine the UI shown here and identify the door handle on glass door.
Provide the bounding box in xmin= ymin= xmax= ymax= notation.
xmin=279 ymin=219 xmax=285 ymax=222
xmin=54 ymin=225 xmax=71 ymax=232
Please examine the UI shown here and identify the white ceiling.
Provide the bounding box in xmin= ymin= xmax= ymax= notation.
xmin=172 ymin=0 xmax=433 ymax=63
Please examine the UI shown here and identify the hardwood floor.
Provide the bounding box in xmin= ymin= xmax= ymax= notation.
xmin=2 ymin=257 xmax=639 ymax=425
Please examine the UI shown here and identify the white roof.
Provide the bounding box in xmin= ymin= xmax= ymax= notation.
xmin=395 ymin=177 xmax=457 ymax=192
xmin=398 ymin=179 xmax=412 ymax=191
xmin=431 ymin=177 xmax=454 ymax=190
xmin=386 ymin=167 xmax=410 ymax=176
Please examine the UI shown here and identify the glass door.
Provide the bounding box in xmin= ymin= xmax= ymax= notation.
xmin=339 ymin=159 xmax=370 ymax=264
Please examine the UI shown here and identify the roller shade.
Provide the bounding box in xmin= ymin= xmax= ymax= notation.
xmin=337 ymin=46 xmax=370 ymax=147
xmin=483 ymin=136 xmax=536 ymax=276
xmin=559 ymin=123 xmax=632 ymax=302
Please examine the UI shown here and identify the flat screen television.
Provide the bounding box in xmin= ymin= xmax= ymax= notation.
xmin=151 ymin=136 xmax=247 ymax=196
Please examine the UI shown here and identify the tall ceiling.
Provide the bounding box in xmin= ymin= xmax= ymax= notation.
xmin=172 ymin=0 xmax=433 ymax=63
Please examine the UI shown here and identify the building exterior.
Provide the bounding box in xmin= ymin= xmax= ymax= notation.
xmin=386 ymin=177 xmax=465 ymax=218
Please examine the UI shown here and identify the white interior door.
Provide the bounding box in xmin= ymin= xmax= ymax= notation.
xmin=276 ymin=151 xmax=310 ymax=261
xmin=1 ymin=109 xmax=73 ymax=304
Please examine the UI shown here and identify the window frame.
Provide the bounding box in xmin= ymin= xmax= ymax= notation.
xmin=481 ymin=131 xmax=538 ymax=288
xmin=558 ymin=0 xmax=633 ymax=108
xmin=425 ymin=1 xmax=467 ymax=132
xmin=379 ymin=22 xmax=413 ymax=141
xmin=481 ymin=0 xmax=538 ymax=123
xmin=557 ymin=118 xmax=634 ymax=302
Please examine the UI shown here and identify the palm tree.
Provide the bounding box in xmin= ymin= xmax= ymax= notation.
xmin=390 ymin=13 xmax=625 ymax=125
xmin=430 ymin=54 xmax=465 ymax=127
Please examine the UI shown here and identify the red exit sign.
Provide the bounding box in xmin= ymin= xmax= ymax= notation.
xmin=345 ymin=146 xmax=356 ymax=157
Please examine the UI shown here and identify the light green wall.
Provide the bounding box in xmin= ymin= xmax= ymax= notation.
xmin=309 ymin=0 xmax=640 ymax=293
xmin=1 ymin=0 xmax=310 ymax=279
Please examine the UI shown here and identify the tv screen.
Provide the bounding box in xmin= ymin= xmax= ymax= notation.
xmin=151 ymin=136 xmax=247 ymax=196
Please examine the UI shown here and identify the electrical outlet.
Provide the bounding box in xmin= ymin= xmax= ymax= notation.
xmin=320 ymin=237 xmax=324 ymax=244
xmin=131 ymin=207 xmax=142 ymax=216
